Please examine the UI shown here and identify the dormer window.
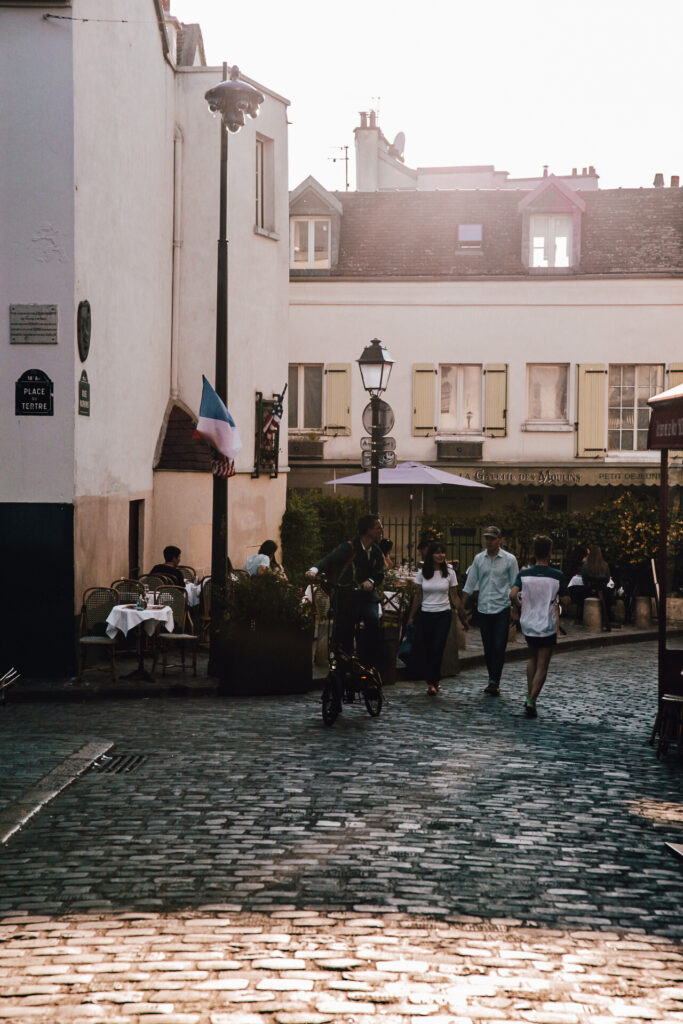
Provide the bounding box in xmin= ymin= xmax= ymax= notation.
xmin=530 ymin=214 xmax=572 ymax=268
xmin=290 ymin=217 xmax=330 ymax=269
xmin=457 ymin=223 xmax=482 ymax=250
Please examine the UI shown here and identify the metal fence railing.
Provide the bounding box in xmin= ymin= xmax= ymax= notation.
xmin=381 ymin=518 xmax=482 ymax=572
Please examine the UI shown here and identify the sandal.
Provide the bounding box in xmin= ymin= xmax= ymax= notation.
xmin=427 ymin=684 xmax=440 ymax=696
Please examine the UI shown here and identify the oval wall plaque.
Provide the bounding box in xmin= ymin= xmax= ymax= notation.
xmin=77 ymin=300 xmax=91 ymax=362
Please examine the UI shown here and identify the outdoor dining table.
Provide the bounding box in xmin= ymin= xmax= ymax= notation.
xmin=106 ymin=603 xmax=174 ymax=681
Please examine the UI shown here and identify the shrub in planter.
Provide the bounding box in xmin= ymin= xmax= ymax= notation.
xmin=218 ymin=573 xmax=315 ymax=695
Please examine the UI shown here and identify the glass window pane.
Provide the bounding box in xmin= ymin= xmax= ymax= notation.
xmin=303 ymin=365 xmax=322 ymax=428
xmin=461 ymin=365 xmax=481 ymax=430
xmin=439 ymin=365 xmax=456 ymax=430
xmin=292 ymin=221 xmax=308 ymax=264
xmin=528 ymin=365 xmax=567 ymax=419
xmin=313 ymin=221 xmax=330 ymax=268
xmin=288 ymin=364 xmax=299 ymax=428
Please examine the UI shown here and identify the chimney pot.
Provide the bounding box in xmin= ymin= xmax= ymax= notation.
xmin=582 ymin=167 xmax=587 ymax=176
xmin=589 ymin=165 xmax=596 ymax=175
xmin=654 ymin=172 xmax=664 ymax=187
xmin=369 ymin=110 xmax=377 ymax=128
xmin=543 ymin=165 xmax=548 ymax=177
xmin=572 ymin=168 xmax=577 ymax=176
xmin=671 ymin=175 xmax=680 ymax=188
xmin=359 ymin=111 xmax=368 ymax=129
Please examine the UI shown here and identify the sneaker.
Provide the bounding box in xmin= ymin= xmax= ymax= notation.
xmin=484 ymin=682 xmax=500 ymax=696
xmin=524 ymin=697 xmax=538 ymax=718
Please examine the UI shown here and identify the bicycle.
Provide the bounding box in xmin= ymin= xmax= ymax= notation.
xmin=317 ymin=578 xmax=383 ymax=726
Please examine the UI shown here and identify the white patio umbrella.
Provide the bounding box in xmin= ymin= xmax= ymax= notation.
xmin=324 ymin=461 xmax=492 ymax=563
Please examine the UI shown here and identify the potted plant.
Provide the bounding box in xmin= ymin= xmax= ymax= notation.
xmin=218 ymin=572 xmax=314 ymax=695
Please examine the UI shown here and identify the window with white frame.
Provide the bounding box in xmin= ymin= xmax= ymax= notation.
xmin=527 ymin=364 xmax=569 ymax=421
xmin=290 ymin=217 xmax=330 ymax=269
xmin=608 ymin=364 xmax=663 ymax=451
xmin=439 ymin=364 xmax=482 ymax=433
xmin=255 ymin=135 xmax=274 ymax=232
xmin=530 ymin=214 xmax=572 ymax=267
xmin=288 ymin=363 xmax=323 ymax=430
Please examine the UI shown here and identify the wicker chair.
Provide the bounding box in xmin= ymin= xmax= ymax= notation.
xmin=78 ymin=587 xmax=119 ymax=680
xmin=152 ymin=585 xmax=198 ymax=676
xmin=111 ymin=578 xmax=145 ymax=604
xmin=177 ymin=565 xmax=197 ymax=582
xmin=139 ymin=573 xmax=170 ymax=591
xmin=198 ymin=576 xmax=211 ymax=646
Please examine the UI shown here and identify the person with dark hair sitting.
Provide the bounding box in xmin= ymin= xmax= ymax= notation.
xmin=245 ymin=540 xmax=286 ymax=578
xmin=407 ymin=541 xmax=468 ymax=696
xmin=305 ymin=514 xmax=384 ymax=668
xmin=379 ymin=537 xmax=395 ymax=570
xmin=150 ymin=545 xmax=185 ymax=587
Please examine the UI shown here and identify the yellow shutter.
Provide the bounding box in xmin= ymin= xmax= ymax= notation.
xmin=413 ymin=364 xmax=436 ymax=436
xmin=576 ymin=364 xmax=607 ymax=457
xmin=484 ymin=364 xmax=507 ymax=437
xmin=325 ymin=364 xmax=351 ymax=436
xmin=668 ymin=363 xmax=683 ymax=389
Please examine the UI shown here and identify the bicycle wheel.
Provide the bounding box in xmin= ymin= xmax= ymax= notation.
xmin=363 ymin=668 xmax=383 ymax=718
xmin=321 ymin=670 xmax=343 ymax=726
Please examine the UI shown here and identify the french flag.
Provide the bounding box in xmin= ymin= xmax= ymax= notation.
xmin=193 ymin=376 xmax=242 ymax=477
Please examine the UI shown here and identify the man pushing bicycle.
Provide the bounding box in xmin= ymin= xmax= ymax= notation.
xmin=306 ymin=514 xmax=385 ymax=669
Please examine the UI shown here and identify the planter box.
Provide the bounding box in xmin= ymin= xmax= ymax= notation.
xmin=667 ymin=597 xmax=683 ymax=625
xmin=219 ymin=622 xmax=314 ymax=695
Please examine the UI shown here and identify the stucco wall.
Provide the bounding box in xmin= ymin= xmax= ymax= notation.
xmin=0 ymin=7 xmax=75 ymax=502
xmin=72 ymin=0 xmax=175 ymax=500
xmin=289 ymin=277 xmax=683 ymax=467
xmin=152 ymin=471 xmax=287 ymax=575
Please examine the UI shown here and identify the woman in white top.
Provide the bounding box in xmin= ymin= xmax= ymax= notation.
xmin=408 ymin=542 xmax=469 ymax=695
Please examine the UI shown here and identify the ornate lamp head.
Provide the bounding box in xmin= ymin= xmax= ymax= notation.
xmin=204 ymin=65 xmax=265 ymax=133
xmin=357 ymin=338 xmax=394 ymax=396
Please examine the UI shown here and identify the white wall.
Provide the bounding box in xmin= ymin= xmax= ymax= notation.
xmin=290 ymin=277 xmax=683 ymax=466
xmin=0 ymin=7 xmax=75 ymax=502
xmin=72 ymin=0 xmax=175 ymax=499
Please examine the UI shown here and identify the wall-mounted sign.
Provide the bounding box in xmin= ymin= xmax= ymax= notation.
xmin=77 ymin=300 xmax=91 ymax=362
xmin=78 ymin=370 xmax=90 ymax=416
xmin=15 ymin=369 xmax=54 ymax=416
xmin=9 ymin=305 xmax=58 ymax=345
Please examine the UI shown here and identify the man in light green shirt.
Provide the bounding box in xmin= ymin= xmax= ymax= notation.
xmin=463 ymin=525 xmax=519 ymax=695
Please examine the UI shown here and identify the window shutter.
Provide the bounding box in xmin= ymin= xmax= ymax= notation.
xmin=484 ymin=364 xmax=507 ymax=437
xmin=325 ymin=364 xmax=351 ymax=436
xmin=413 ymin=364 xmax=436 ymax=436
xmin=668 ymin=363 xmax=683 ymax=389
xmin=576 ymin=364 xmax=606 ymax=457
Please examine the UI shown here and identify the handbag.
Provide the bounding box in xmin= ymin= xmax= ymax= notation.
xmin=398 ymin=622 xmax=416 ymax=665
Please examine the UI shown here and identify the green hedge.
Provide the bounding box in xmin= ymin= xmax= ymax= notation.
xmin=281 ymin=491 xmax=366 ymax=586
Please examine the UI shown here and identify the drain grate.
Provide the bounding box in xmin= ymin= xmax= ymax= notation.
xmin=89 ymin=753 xmax=148 ymax=774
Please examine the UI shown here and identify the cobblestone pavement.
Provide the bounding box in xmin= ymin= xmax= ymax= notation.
xmin=1 ymin=641 xmax=682 ymax=1022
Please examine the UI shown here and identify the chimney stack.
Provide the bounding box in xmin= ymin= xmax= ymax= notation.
xmin=671 ymin=175 xmax=680 ymax=188
xmin=543 ymin=165 xmax=548 ymax=177
xmin=359 ymin=111 xmax=368 ymax=129
xmin=369 ymin=110 xmax=377 ymax=128
xmin=653 ymin=172 xmax=664 ymax=187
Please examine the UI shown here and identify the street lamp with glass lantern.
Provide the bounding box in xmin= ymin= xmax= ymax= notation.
xmin=357 ymin=338 xmax=394 ymax=517
xmin=204 ymin=64 xmax=264 ymax=675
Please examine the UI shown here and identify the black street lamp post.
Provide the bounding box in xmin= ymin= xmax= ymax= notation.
xmin=357 ymin=338 xmax=394 ymax=517
xmin=204 ymin=65 xmax=264 ymax=675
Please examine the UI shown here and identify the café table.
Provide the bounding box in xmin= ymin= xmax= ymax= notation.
xmin=106 ymin=603 xmax=174 ymax=681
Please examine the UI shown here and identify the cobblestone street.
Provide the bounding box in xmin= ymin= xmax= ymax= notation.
xmin=1 ymin=641 xmax=682 ymax=1022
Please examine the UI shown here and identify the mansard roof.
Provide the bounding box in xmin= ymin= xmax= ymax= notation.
xmin=311 ymin=187 xmax=683 ymax=278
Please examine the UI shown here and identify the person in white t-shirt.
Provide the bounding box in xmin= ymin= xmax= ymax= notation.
xmin=408 ymin=542 xmax=469 ymax=696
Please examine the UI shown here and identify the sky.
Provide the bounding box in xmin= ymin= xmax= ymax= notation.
xmin=170 ymin=0 xmax=683 ymax=193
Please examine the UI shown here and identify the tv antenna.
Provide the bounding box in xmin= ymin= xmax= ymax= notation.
xmin=371 ymin=96 xmax=381 ymax=121
xmin=330 ymin=145 xmax=350 ymax=191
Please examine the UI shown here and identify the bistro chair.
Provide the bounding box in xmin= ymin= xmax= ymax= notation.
xmin=78 ymin=586 xmax=119 ymax=681
xmin=139 ymin=573 xmax=170 ymax=591
xmin=152 ymin=585 xmax=198 ymax=676
xmin=111 ymin=578 xmax=145 ymax=604
xmin=198 ymin=576 xmax=211 ymax=646
xmin=177 ymin=565 xmax=197 ymax=582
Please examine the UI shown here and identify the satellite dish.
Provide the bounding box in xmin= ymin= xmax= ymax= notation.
xmin=392 ymin=132 xmax=405 ymax=159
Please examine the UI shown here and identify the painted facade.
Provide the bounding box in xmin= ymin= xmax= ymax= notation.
xmin=287 ymin=141 xmax=683 ymax=546
xmin=0 ymin=0 xmax=289 ymax=674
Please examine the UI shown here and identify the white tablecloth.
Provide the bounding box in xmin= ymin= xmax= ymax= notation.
xmin=185 ymin=582 xmax=201 ymax=608
xmin=106 ymin=604 xmax=174 ymax=639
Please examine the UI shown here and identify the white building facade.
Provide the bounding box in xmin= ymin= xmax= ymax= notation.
xmin=1 ymin=0 xmax=290 ymax=675
xmin=287 ymin=157 xmax=683 ymax=554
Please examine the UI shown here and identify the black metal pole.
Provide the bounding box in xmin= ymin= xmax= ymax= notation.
xmin=370 ymin=393 xmax=380 ymax=517
xmin=658 ymin=448 xmax=668 ymax=700
xmin=208 ymin=62 xmax=229 ymax=677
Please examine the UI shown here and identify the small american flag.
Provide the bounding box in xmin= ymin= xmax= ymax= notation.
xmin=262 ymin=383 xmax=287 ymax=447
xmin=211 ymin=448 xmax=236 ymax=478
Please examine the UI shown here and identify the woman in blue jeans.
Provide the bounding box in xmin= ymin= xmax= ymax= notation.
xmin=408 ymin=542 xmax=469 ymax=695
